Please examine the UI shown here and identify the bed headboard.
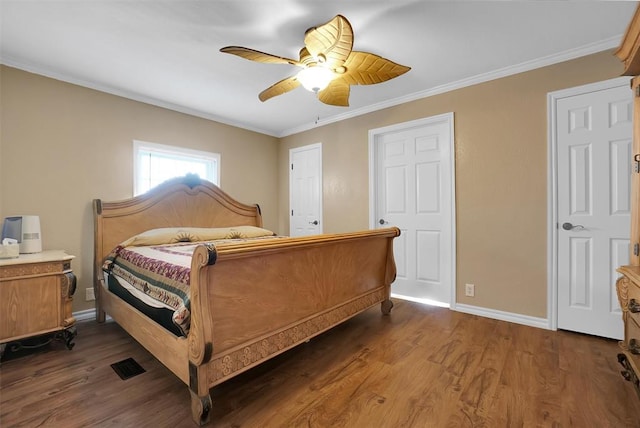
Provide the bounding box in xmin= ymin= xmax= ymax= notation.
xmin=93 ymin=174 xmax=263 ymax=284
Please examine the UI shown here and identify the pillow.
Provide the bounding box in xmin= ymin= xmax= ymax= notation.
xmin=120 ymin=226 xmax=275 ymax=247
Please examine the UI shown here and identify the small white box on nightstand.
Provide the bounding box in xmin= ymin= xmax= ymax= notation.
xmin=0 ymin=242 xmax=19 ymax=259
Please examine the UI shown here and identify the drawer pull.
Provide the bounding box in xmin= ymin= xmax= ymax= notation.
xmin=630 ymin=299 xmax=640 ymax=313
xmin=630 ymin=339 xmax=640 ymax=354
xmin=618 ymin=353 xmax=640 ymax=396
xmin=619 ymin=353 xmax=633 ymax=380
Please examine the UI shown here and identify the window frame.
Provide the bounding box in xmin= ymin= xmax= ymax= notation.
xmin=133 ymin=140 xmax=221 ymax=196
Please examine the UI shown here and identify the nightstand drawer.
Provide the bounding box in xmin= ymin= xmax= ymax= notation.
xmin=627 ymin=281 xmax=640 ymax=328
xmin=626 ymin=314 xmax=640 ymax=352
xmin=0 ymin=276 xmax=60 ymax=341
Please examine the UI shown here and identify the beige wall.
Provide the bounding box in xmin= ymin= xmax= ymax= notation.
xmin=278 ymin=50 xmax=625 ymax=318
xmin=0 ymin=65 xmax=279 ymax=313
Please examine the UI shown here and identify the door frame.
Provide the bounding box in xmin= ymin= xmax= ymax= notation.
xmin=547 ymin=76 xmax=631 ymax=331
xmin=368 ymin=112 xmax=457 ymax=308
xmin=289 ymin=142 xmax=323 ymax=236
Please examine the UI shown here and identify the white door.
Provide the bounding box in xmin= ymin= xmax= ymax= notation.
xmin=554 ymin=79 xmax=632 ymax=339
xmin=290 ymin=143 xmax=322 ymax=237
xmin=370 ymin=113 xmax=455 ymax=306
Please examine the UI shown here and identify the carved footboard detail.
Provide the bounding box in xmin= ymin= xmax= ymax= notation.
xmin=189 ymin=389 xmax=212 ymax=426
xmin=189 ymin=244 xmax=217 ymax=366
xmin=381 ymin=299 xmax=394 ymax=315
xmin=188 ymin=244 xmax=217 ymax=426
xmin=381 ymin=233 xmax=398 ymax=315
xmin=208 ymin=289 xmax=386 ymax=384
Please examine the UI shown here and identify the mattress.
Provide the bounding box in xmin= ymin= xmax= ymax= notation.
xmin=106 ymin=272 xmax=184 ymax=336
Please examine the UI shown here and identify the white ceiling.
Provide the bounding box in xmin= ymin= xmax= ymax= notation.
xmin=1 ymin=1 xmax=637 ymax=137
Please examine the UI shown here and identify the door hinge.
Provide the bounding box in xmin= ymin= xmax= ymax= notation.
xmin=635 ymin=154 xmax=640 ymax=173
xmin=635 ymin=85 xmax=640 ymax=97
xmin=291 ymin=164 xmax=294 ymax=170
xmin=291 ymin=210 xmax=293 ymax=216
xmin=634 ymin=243 xmax=639 ymax=257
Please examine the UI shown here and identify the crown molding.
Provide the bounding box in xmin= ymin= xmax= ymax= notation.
xmin=278 ymin=35 xmax=623 ymax=137
xmin=1 ymin=34 xmax=622 ymax=139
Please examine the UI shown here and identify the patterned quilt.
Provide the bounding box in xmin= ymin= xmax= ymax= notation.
xmin=102 ymin=226 xmax=280 ymax=336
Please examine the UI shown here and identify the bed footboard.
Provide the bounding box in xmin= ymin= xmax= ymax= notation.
xmin=187 ymin=228 xmax=399 ymax=425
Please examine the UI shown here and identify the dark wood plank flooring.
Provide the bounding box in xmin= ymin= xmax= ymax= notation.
xmin=1 ymin=299 xmax=639 ymax=427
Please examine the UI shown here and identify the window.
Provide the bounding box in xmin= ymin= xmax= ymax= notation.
xmin=133 ymin=140 xmax=220 ymax=196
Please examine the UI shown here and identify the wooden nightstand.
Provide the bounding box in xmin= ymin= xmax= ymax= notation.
xmin=0 ymin=250 xmax=77 ymax=358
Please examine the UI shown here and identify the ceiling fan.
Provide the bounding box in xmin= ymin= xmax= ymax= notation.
xmin=220 ymin=14 xmax=411 ymax=107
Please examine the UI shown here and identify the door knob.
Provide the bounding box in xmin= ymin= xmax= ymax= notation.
xmin=562 ymin=222 xmax=585 ymax=231
xmin=309 ymin=220 xmax=318 ymax=225
xmin=379 ymin=219 xmax=388 ymax=225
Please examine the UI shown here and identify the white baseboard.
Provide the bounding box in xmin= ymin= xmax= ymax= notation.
xmin=453 ymin=303 xmax=550 ymax=330
xmin=73 ymin=309 xmax=96 ymax=322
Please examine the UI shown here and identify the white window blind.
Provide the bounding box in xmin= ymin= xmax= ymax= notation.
xmin=133 ymin=140 xmax=220 ymax=196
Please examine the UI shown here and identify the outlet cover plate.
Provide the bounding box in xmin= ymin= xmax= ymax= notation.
xmin=465 ymin=283 xmax=475 ymax=297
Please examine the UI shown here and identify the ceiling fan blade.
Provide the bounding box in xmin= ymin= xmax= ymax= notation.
xmin=259 ymin=76 xmax=301 ymax=102
xmin=220 ymin=46 xmax=303 ymax=67
xmin=304 ymin=15 xmax=353 ymax=69
xmin=317 ymin=77 xmax=350 ymax=107
xmin=341 ymin=51 xmax=411 ymax=85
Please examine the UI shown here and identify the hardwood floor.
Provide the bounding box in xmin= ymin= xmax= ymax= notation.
xmin=1 ymin=299 xmax=639 ymax=427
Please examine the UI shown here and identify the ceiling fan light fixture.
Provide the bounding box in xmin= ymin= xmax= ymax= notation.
xmin=220 ymin=15 xmax=410 ymax=106
xmin=297 ymin=66 xmax=334 ymax=93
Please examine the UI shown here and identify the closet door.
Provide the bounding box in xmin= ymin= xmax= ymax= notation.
xmin=371 ymin=114 xmax=455 ymax=306
xmin=630 ymin=76 xmax=640 ymax=266
xmin=556 ymin=81 xmax=632 ymax=339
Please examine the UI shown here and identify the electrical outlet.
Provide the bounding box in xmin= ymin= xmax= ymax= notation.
xmin=465 ymin=283 xmax=475 ymax=297
xmin=86 ymin=287 xmax=95 ymax=301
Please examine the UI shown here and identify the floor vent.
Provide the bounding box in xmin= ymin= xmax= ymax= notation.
xmin=111 ymin=357 xmax=146 ymax=380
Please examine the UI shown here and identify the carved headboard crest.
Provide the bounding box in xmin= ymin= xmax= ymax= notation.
xmin=183 ymin=173 xmax=203 ymax=189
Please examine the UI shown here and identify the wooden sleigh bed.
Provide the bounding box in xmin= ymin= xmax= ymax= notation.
xmin=93 ymin=175 xmax=400 ymax=425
